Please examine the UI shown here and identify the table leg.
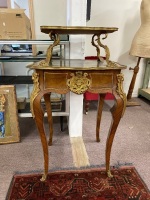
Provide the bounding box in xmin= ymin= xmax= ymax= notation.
xmin=105 ymin=91 xmax=124 ymax=178
xmin=60 ymin=116 xmax=64 ymax=131
xmin=33 ymin=94 xmax=49 ymax=181
xmin=85 ymin=99 xmax=90 ymax=114
xmin=96 ymin=94 xmax=106 ymax=142
xmin=44 ymin=93 xmax=53 ymax=146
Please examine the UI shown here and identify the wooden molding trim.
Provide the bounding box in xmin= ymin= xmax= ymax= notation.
xmin=28 ymin=0 xmax=37 ymax=55
xmin=7 ymin=0 xmax=11 ymax=8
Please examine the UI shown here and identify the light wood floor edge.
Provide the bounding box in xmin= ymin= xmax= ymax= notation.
xmin=70 ymin=137 xmax=90 ymax=168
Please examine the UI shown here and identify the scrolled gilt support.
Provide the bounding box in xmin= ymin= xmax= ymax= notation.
xmin=116 ymin=73 xmax=127 ymax=116
xmin=91 ymin=34 xmax=110 ymax=63
xmin=67 ymin=72 xmax=91 ymax=94
xmin=38 ymin=32 xmax=60 ymax=67
xmin=30 ymin=72 xmax=40 ymax=117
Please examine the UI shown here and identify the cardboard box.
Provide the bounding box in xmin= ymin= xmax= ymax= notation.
xmin=0 ymin=8 xmax=31 ymax=39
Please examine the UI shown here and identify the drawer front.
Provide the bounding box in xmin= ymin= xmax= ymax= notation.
xmin=44 ymin=72 xmax=68 ymax=90
xmin=43 ymin=71 xmax=114 ymax=94
xmin=90 ymin=73 xmax=113 ymax=89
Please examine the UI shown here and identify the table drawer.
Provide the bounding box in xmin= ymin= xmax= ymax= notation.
xmin=44 ymin=72 xmax=68 ymax=90
xmin=90 ymin=73 xmax=113 ymax=89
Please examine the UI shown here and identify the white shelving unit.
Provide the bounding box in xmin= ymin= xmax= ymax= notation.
xmin=0 ymin=39 xmax=70 ymax=119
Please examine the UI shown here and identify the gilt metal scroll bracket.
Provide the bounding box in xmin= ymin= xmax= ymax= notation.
xmin=30 ymin=72 xmax=40 ymax=117
xmin=116 ymin=73 xmax=127 ymax=116
xmin=39 ymin=32 xmax=60 ymax=67
xmin=91 ymin=34 xmax=110 ymax=63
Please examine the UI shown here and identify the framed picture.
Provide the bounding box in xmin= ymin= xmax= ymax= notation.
xmin=0 ymin=85 xmax=20 ymax=144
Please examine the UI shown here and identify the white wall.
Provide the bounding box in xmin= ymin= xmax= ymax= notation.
xmin=10 ymin=0 xmax=146 ymax=96
xmin=67 ymin=0 xmax=87 ymax=59
xmin=5 ymin=0 xmax=146 ymax=97
xmin=32 ymin=0 xmax=67 ymax=53
xmin=66 ymin=0 xmax=87 ymax=137
xmin=32 ymin=0 xmax=144 ymax=97
xmin=85 ymin=0 xmax=145 ymax=96
xmin=10 ymin=0 xmax=29 ymax=17
xmin=33 ymin=0 xmax=67 ymax=40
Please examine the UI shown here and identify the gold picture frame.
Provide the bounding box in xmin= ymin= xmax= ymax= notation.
xmin=0 ymin=85 xmax=20 ymax=144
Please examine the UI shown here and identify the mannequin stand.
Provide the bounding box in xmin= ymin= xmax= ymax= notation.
xmin=126 ymin=57 xmax=141 ymax=106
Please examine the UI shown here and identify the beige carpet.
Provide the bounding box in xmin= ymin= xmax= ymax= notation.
xmin=0 ymin=97 xmax=150 ymax=199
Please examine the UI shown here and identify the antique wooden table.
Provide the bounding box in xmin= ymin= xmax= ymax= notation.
xmin=29 ymin=26 xmax=127 ymax=181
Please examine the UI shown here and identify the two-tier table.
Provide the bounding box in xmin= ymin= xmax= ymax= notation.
xmin=29 ymin=26 xmax=127 ymax=181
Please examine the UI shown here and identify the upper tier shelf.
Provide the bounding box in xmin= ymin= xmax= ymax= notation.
xmin=38 ymin=26 xmax=119 ymax=65
xmin=40 ymin=26 xmax=118 ymax=35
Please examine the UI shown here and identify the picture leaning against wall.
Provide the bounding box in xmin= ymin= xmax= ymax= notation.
xmin=0 ymin=85 xmax=20 ymax=144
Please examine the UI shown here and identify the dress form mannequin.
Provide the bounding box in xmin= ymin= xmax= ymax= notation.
xmin=127 ymin=0 xmax=150 ymax=104
xmin=130 ymin=0 xmax=150 ymax=57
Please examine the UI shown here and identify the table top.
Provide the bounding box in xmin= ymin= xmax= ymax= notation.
xmin=40 ymin=26 xmax=118 ymax=35
xmin=28 ymin=59 xmax=126 ymax=70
